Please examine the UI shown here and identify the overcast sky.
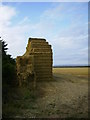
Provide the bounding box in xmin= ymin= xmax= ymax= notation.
xmin=0 ymin=2 xmax=88 ymax=66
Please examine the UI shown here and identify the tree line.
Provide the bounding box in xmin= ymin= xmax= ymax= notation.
xmin=0 ymin=37 xmax=17 ymax=85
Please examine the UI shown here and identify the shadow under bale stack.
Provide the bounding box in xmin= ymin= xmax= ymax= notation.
xmin=16 ymin=38 xmax=53 ymax=87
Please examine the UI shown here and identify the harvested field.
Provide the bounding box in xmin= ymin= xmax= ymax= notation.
xmin=3 ymin=67 xmax=88 ymax=118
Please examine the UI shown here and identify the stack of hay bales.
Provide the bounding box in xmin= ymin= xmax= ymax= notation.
xmin=16 ymin=38 xmax=53 ymax=86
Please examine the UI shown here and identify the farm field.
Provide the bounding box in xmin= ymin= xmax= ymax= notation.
xmin=3 ymin=67 xmax=88 ymax=118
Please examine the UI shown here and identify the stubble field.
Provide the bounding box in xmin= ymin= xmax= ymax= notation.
xmin=3 ymin=67 xmax=88 ymax=118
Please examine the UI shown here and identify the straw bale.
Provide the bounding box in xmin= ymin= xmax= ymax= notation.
xmin=34 ymin=59 xmax=52 ymax=62
xmin=29 ymin=38 xmax=46 ymax=42
xmin=35 ymin=70 xmax=52 ymax=73
xmin=31 ymin=43 xmax=51 ymax=48
xmin=16 ymin=37 xmax=53 ymax=86
xmin=34 ymin=63 xmax=52 ymax=66
xmin=31 ymin=41 xmax=48 ymax=46
xmin=32 ymin=48 xmax=51 ymax=53
xmin=34 ymin=65 xmax=52 ymax=68
xmin=32 ymin=53 xmax=52 ymax=56
xmin=34 ymin=56 xmax=52 ymax=60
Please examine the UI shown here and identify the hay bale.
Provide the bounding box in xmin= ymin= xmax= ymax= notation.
xmin=16 ymin=38 xmax=53 ymax=86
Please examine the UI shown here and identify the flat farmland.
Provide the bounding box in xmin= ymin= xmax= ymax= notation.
xmin=53 ymin=67 xmax=88 ymax=76
xmin=35 ymin=67 xmax=88 ymax=118
xmin=3 ymin=67 xmax=88 ymax=118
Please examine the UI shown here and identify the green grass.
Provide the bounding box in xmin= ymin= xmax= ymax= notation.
xmin=2 ymin=85 xmax=39 ymax=118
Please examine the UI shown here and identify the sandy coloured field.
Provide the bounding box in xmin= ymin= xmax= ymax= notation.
xmin=32 ymin=67 xmax=88 ymax=118
xmin=3 ymin=67 xmax=88 ymax=118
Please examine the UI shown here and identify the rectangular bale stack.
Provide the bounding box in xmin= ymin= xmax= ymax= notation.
xmin=28 ymin=38 xmax=53 ymax=81
xmin=16 ymin=38 xmax=53 ymax=86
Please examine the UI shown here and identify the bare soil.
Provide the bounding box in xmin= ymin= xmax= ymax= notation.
xmin=31 ymin=68 xmax=88 ymax=118
xmin=3 ymin=67 xmax=88 ymax=118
